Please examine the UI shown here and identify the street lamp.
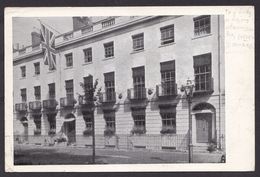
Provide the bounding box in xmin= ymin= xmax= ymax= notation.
xmin=181 ymin=79 xmax=194 ymax=163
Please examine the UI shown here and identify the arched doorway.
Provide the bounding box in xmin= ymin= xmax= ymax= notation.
xmin=20 ymin=117 xmax=28 ymax=142
xmin=64 ymin=113 xmax=76 ymax=144
xmin=192 ymin=103 xmax=216 ymax=144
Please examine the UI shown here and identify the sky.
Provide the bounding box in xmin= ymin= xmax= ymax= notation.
xmin=13 ymin=17 xmax=73 ymax=47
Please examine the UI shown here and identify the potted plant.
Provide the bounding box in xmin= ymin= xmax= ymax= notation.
xmin=160 ymin=127 xmax=176 ymax=135
xmin=131 ymin=126 xmax=146 ymax=135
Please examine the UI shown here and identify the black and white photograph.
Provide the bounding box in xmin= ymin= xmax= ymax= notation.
xmin=5 ymin=6 xmax=254 ymax=172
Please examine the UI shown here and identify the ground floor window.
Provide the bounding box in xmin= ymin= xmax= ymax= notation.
xmin=47 ymin=114 xmax=56 ymax=135
xmin=104 ymin=110 xmax=115 ymax=136
xmin=160 ymin=106 xmax=176 ymax=134
xmin=83 ymin=113 xmax=93 ymax=136
xmin=33 ymin=115 xmax=41 ymax=135
xmin=131 ymin=108 xmax=146 ymax=134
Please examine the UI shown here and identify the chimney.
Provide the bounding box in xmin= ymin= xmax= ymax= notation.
xmin=73 ymin=17 xmax=92 ymax=31
xmin=31 ymin=31 xmax=41 ymax=47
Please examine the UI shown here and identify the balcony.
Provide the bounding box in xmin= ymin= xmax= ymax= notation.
xmin=29 ymin=101 xmax=42 ymax=111
xmin=78 ymin=95 xmax=94 ymax=106
xmin=43 ymin=99 xmax=58 ymax=109
xmin=99 ymin=92 xmax=116 ymax=103
xmin=15 ymin=103 xmax=27 ymax=112
xmin=156 ymin=83 xmax=177 ymax=98
xmin=193 ymin=78 xmax=214 ymax=96
xmin=60 ymin=97 xmax=77 ymax=108
xmin=127 ymin=88 xmax=147 ymax=100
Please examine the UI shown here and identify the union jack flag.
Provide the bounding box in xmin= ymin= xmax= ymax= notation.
xmin=40 ymin=22 xmax=56 ymax=70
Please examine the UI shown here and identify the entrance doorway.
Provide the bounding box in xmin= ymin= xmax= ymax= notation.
xmin=196 ymin=113 xmax=212 ymax=143
xmin=64 ymin=113 xmax=76 ymax=144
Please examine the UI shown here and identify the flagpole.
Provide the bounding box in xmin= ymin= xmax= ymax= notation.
xmin=37 ymin=18 xmax=62 ymax=35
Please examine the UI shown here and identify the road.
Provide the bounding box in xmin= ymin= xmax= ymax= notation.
xmin=14 ymin=144 xmax=224 ymax=165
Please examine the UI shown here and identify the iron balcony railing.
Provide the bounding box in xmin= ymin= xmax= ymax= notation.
xmin=99 ymin=92 xmax=116 ymax=103
xmin=15 ymin=103 xmax=27 ymax=112
xmin=29 ymin=101 xmax=42 ymax=111
xmin=60 ymin=96 xmax=77 ymax=107
xmin=156 ymin=83 xmax=177 ymax=97
xmin=42 ymin=99 xmax=58 ymax=109
xmin=127 ymin=88 xmax=147 ymax=100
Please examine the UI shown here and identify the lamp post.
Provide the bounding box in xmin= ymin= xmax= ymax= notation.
xmin=181 ymin=79 xmax=194 ymax=163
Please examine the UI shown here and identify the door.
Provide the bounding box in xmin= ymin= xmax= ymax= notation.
xmin=64 ymin=120 xmax=76 ymax=144
xmin=196 ymin=113 xmax=212 ymax=143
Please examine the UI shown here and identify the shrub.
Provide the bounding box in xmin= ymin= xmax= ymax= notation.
xmin=104 ymin=127 xmax=115 ymax=137
xmin=83 ymin=129 xmax=92 ymax=136
xmin=131 ymin=127 xmax=146 ymax=135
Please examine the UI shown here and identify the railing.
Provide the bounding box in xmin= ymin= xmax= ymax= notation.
xmin=102 ymin=18 xmax=115 ymax=28
xmin=78 ymin=95 xmax=93 ymax=106
xmin=63 ymin=32 xmax=74 ymax=41
xmin=42 ymin=99 xmax=58 ymax=109
xmin=29 ymin=101 xmax=42 ymax=111
xmin=60 ymin=97 xmax=77 ymax=107
xmin=156 ymin=83 xmax=177 ymax=97
xmin=81 ymin=26 xmax=93 ymax=34
xmin=99 ymin=92 xmax=116 ymax=103
xmin=15 ymin=103 xmax=27 ymax=112
xmin=194 ymin=77 xmax=214 ymax=95
xmin=127 ymin=88 xmax=147 ymax=100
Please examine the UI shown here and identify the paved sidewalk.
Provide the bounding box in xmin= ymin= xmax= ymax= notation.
xmin=14 ymin=144 xmax=224 ymax=165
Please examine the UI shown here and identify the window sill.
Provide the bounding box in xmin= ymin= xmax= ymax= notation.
xmin=103 ymin=56 xmax=114 ymax=61
xmin=64 ymin=66 xmax=73 ymax=70
xmin=130 ymin=49 xmax=144 ymax=54
xmin=82 ymin=62 xmax=93 ymax=66
xmin=192 ymin=33 xmax=212 ymax=40
xmin=159 ymin=42 xmax=175 ymax=48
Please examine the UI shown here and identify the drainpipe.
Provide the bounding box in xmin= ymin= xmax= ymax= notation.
xmin=217 ymin=15 xmax=222 ymax=149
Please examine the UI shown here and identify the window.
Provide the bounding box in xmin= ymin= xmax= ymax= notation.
xmin=83 ymin=114 xmax=92 ymax=129
xmin=104 ymin=111 xmax=115 ymax=130
xmin=132 ymin=108 xmax=146 ymax=134
xmin=132 ymin=33 xmax=144 ymax=51
xmin=47 ymin=114 xmax=56 ymax=132
xmin=34 ymin=86 xmax=41 ymax=100
xmin=48 ymin=83 xmax=55 ymax=98
xmin=193 ymin=53 xmax=212 ymax=92
xmin=102 ymin=18 xmax=115 ymax=28
xmin=104 ymin=42 xmax=114 ymax=58
xmin=65 ymin=80 xmax=74 ymax=99
xmin=34 ymin=116 xmax=41 ymax=135
xmin=83 ymin=75 xmax=93 ymax=101
xmin=65 ymin=53 xmax=73 ymax=67
xmin=194 ymin=15 xmax=211 ymax=36
xmin=132 ymin=66 xmax=145 ymax=99
xmin=34 ymin=62 xmax=40 ymax=75
xmin=160 ymin=60 xmax=176 ymax=96
xmin=84 ymin=48 xmax=92 ymax=63
xmin=160 ymin=25 xmax=174 ymax=45
xmin=104 ymin=72 xmax=115 ymax=101
xmin=21 ymin=66 xmax=26 ymax=78
xmin=21 ymin=88 xmax=27 ymax=102
xmin=160 ymin=107 xmax=176 ymax=134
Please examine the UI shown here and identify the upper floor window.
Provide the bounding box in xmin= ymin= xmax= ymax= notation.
xmin=193 ymin=53 xmax=212 ymax=92
xmin=84 ymin=48 xmax=92 ymax=63
xmin=48 ymin=83 xmax=55 ymax=98
xmin=20 ymin=66 xmax=26 ymax=78
xmin=65 ymin=80 xmax=74 ymax=98
xmin=104 ymin=42 xmax=114 ymax=58
xmin=194 ymin=15 xmax=211 ymax=36
xmin=160 ymin=60 xmax=176 ymax=96
xmin=20 ymin=88 xmax=27 ymax=102
xmin=132 ymin=33 xmax=144 ymax=51
xmin=160 ymin=25 xmax=174 ymax=45
xmin=104 ymin=72 xmax=115 ymax=101
xmin=34 ymin=86 xmax=41 ymax=100
xmin=132 ymin=66 xmax=145 ymax=99
xmin=65 ymin=53 xmax=73 ymax=67
xmin=34 ymin=62 xmax=40 ymax=75
xmin=102 ymin=18 xmax=115 ymax=28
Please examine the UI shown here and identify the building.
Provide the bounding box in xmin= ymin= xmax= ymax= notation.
xmin=13 ymin=16 xmax=225 ymax=152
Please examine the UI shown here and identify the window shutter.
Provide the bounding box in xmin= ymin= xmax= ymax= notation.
xmin=132 ymin=66 xmax=145 ymax=77
xmin=104 ymin=72 xmax=114 ymax=82
xmin=160 ymin=60 xmax=175 ymax=72
xmin=193 ymin=53 xmax=211 ymax=67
